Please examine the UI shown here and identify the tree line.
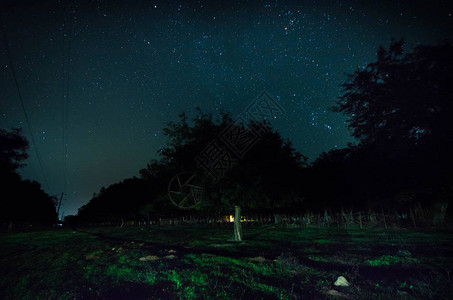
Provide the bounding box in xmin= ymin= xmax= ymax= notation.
xmin=0 ymin=128 xmax=57 ymax=228
xmin=1 ymin=40 xmax=452 ymax=228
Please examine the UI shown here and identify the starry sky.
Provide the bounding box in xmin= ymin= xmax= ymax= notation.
xmin=1 ymin=0 xmax=452 ymax=217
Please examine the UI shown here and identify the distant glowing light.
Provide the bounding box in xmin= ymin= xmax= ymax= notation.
xmin=225 ymin=215 xmax=253 ymax=222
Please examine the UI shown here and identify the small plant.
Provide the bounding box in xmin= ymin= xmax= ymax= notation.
xmin=367 ymin=255 xmax=401 ymax=266
xmin=316 ymin=278 xmax=329 ymax=288
xmin=399 ymin=281 xmax=413 ymax=289
xmin=276 ymin=252 xmax=300 ymax=271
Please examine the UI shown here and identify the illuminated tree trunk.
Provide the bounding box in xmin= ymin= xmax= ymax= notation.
xmin=233 ymin=205 xmax=242 ymax=241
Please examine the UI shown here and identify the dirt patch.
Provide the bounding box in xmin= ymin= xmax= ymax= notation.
xmin=85 ymin=254 xmax=99 ymax=260
xmin=324 ymin=289 xmax=350 ymax=298
xmin=139 ymin=255 xmax=160 ymax=261
xmin=249 ymin=256 xmax=267 ymax=262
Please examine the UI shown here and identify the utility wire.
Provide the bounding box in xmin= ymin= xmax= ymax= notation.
xmin=62 ymin=0 xmax=74 ymax=211
xmin=62 ymin=3 xmax=69 ymax=204
xmin=0 ymin=11 xmax=51 ymax=193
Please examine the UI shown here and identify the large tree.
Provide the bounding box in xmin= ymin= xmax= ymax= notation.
xmin=157 ymin=110 xmax=308 ymax=240
xmin=0 ymin=128 xmax=28 ymax=173
xmin=218 ymin=121 xmax=307 ymax=240
xmin=335 ymin=39 xmax=452 ymax=149
xmin=0 ymin=128 xmax=57 ymax=225
xmin=332 ymin=40 xmax=453 ymax=219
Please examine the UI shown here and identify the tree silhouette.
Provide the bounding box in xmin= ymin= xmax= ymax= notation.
xmin=76 ymin=177 xmax=160 ymax=222
xmin=335 ymin=39 xmax=453 ymax=149
xmin=0 ymin=128 xmax=57 ymax=226
xmin=0 ymin=128 xmax=28 ymax=173
xmin=156 ymin=110 xmax=308 ymax=240
xmin=331 ymin=40 xmax=453 ymax=219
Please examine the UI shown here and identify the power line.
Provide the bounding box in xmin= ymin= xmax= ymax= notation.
xmin=61 ymin=0 xmax=75 ymax=209
xmin=0 ymin=11 xmax=51 ymax=193
xmin=62 ymin=3 xmax=68 ymax=201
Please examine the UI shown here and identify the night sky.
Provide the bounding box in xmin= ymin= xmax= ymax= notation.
xmin=1 ymin=0 xmax=452 ymax=217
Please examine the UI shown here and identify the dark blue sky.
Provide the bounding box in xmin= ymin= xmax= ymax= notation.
xmin=1 ymin=0 xmax=452 ymax=216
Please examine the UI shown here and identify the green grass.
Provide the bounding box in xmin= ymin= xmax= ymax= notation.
xmin=1 ymin=225 xmax=452 ymax=299
xmin=366 ymin=254 xmax=419 ymax=266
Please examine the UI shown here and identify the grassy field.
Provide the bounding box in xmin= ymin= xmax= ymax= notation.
xmin=0 ymin=224 xmax=452 ymax=299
